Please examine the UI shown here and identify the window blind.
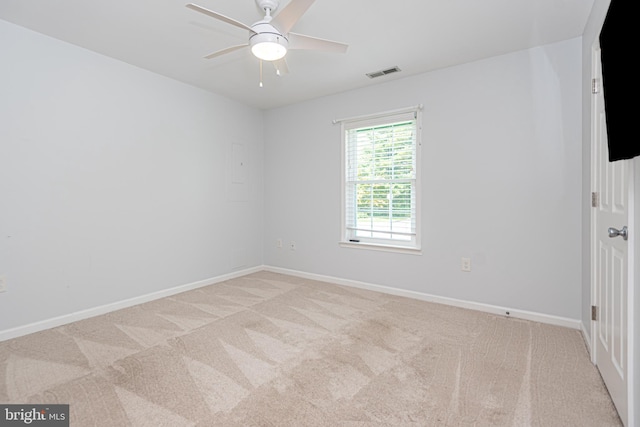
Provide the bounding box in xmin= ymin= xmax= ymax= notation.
xmin=344 ymin=111 xmax=418 ymax=247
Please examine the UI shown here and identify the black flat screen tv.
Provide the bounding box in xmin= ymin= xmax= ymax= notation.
xmin=599 ymin=0 xmax=639 ymax=161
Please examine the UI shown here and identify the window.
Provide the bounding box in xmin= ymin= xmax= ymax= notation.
xmin=340 ymin=106 xmax=421 ymax=252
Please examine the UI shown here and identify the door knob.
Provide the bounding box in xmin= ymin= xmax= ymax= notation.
xmin=608 ymin=226 xmax=628 ymax=241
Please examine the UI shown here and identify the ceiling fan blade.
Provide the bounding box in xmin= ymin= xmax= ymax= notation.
xmin=273 ymin=58 xmax=289 ymax=75
xmin=271 ymin=0 xmax=315 ymax=34
xmin=186 ymin=3 xmax=254 ymax=33
xmin=288 ymin=32 xmax=348 ymax=53
xmin=203 ymin=44 xmax=249 ymax=59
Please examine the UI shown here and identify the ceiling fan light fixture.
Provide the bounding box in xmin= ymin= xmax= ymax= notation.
xmin=250 ymin=31 xmax=288 ymax=61
xmin=187 ymin=0 xmax=348 ymax=69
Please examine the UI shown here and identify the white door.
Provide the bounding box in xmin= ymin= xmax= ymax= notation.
xmin=592 ymin=43 xmax=629 ymax=426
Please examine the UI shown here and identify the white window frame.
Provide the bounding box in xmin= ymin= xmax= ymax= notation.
xmin=339 ymin=105 xmax=422 ymax=254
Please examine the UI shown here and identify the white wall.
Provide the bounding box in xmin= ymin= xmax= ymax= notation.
xmin=0 ymin=20 xmax=264 ymax=331
xmin=0 ymin=19 xmax=586 ymax=332
xmin=264 ymin=38 xmax=583 ymax=320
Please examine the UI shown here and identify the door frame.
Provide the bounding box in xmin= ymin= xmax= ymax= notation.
xmin=589 ymin=40 xmax=636 ymax=426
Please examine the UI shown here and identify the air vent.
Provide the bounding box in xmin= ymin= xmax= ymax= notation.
xmin=366 ymin=66 xmax=401 ymax=79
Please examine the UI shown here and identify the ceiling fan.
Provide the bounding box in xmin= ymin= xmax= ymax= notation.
xmin=186 ymin=0 xmax=348 ymax=83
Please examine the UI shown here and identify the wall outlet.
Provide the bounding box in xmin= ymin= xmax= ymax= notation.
xmin=461 ymin=258 xmax=471 ymax=272
xmin=290 ymin=241 xmax=296 ymax=251
xmin=276 ymin=238 xmax=283 ymax=248
xmin=0 ymin=276 xmax=6 ymax=293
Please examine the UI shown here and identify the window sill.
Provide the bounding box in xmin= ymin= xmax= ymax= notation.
xmin=339 ymin=241 xmax=422 ymax=255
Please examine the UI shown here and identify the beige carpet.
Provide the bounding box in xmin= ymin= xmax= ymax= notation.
xmin=0 ymin=271 xmax=621 ymax=426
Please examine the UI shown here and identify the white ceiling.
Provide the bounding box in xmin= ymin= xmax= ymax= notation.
xmin=0 ymin=0 xmax=594 ymax=110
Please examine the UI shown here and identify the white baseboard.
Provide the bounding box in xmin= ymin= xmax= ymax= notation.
xmin=0 ymin=266 xmax=262 ymax=342
xmin=1 ymin=264 xmax=583 ymax=342
xmin=581 ymin=321 xmax=593 ymax=358
xmin=264 ymin=265 xmax=582 ymax=330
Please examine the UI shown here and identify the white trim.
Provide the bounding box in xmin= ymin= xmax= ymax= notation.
xmin=332 ymin=104 xmax=423 ymax=125
xmin=589 ymin=40 xmax=599 ymax=366
xmin=627 ymin=159 xmax=636 ymax=427
xmin=0 ymin=266 xmax=262 ymax=342
xmin=338 ymin=241 xmax=422 ymax=255
xmin=0 ymin=264 xmax=583 ymax=343
xmin=582 ymin=320 xmax=593 ymax=356
xmin=264 ymin=266 xmax=582 ymax=330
